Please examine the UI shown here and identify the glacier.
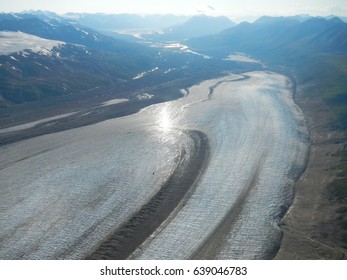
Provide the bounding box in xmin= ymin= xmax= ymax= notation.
xmin=0 ymin=71 xmax=308 ymax=259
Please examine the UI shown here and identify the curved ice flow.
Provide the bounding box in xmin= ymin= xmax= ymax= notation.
xmin=0 ymin=71 xmax=308 ymax=259
xmin=132 ymin=71 xmax=308 ymax=259
xmin=0 ymin=123 xmax=193 ymax=259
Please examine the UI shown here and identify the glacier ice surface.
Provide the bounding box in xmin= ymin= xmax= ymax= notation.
xmin=0 ymin=71 xmax=308 ymax=259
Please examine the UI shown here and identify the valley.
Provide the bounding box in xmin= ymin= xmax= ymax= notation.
xmin=0 ymin=10 xmax=347 ymax=260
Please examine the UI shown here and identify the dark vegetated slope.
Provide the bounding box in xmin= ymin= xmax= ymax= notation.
xmin=187 ymin=16 xmax=303 ymax=57
xmin=0 ymin=15 xmax=156 ymax=107
xmin=188 ymin=16 xmax=347 ymax=59
xmin=296 ymin=53 xmax=347 ymax=130
xmin=0 ymin=44 xmax=145 ymax=105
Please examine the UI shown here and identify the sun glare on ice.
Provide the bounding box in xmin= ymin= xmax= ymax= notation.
xmin=158 ymin=107 xmax=172 ymax=131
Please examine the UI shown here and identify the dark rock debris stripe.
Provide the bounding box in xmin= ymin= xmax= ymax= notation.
xmin=86 ymin=129 xmax=209 ymax=260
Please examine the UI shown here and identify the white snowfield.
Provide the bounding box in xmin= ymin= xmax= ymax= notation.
xmin=0 ymin=71 xmax=308 ymax=259
xmin=0 ymin=31 xmax=65 ymax=56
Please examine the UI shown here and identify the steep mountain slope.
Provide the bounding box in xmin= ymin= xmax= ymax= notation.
xmin=0 ymin=14 xmax=150 ymax=53
xmin=0 ymin=33 xmax=140 ymax=105
xmin=188 ymin=16 xmax=347 ymax=59
xmin=0 ymin=14 xmax=155 ymax=107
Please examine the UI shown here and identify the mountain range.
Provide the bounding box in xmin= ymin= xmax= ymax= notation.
xmin=1 ymin=11 xmax=347 ymax=126
xmin=0 ymin=12 xmax=156 ymax=107
xmin=0 ymin=12 xmax=243 ymax=114
xmin=65 ymin=12 xmax=189 ymax=31
xmin=188 ymin=15 xmax=347 ymax=60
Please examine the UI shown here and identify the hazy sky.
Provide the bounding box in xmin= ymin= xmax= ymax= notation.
xmin=1 ymin=0 xmax=347 ymax=20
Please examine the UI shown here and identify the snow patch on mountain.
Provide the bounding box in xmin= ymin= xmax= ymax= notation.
xmin=0 ymin=31 xmax=65 ymax=56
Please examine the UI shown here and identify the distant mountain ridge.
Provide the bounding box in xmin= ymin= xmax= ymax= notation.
xmin=65 ymin=13 xmax=189 ymax=31
xmin=145 ymin=15 xmax=236 ymax=41
xmin=163 ymin=15 xmax=235 ymax=39
xmin=188 ymin=16 xmax=347 ymax=60
xmin=0 ymin=13 xmax=149 ymax=53
xmin=62 ymin=13 xmax=236 ymax=42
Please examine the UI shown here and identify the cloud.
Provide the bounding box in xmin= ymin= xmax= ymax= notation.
xmin=194 ymin=4 xmax=217 ymax=14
